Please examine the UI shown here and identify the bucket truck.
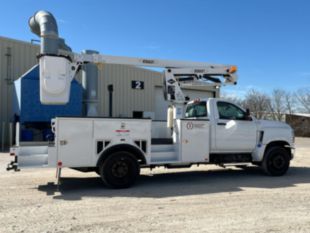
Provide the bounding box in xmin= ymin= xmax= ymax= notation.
xmin=7 ymin=11 xmax=294 ymax=188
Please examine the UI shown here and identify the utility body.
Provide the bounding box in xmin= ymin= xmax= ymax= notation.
xmin=7 ymin=11 xmax=295 ymax=188
xmin=8 ymin=98 xmax=295 ymax=188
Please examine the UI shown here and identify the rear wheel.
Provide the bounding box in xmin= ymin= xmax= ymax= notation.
xmin=100 ymin=151 xmax=140 ymax=188
xmin=262 ymin=146 xmax=290 ymax=176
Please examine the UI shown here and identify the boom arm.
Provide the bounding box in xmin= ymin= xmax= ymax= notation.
xmin=163 ymin=67 xmax=237 ymax=104
xmin=28 ymin=10 xmax=238 ymax=105
xmin=74 ymin=53 xmax=234 ymax=70
xmin=39 ymin=53 xmax=237 ymax=105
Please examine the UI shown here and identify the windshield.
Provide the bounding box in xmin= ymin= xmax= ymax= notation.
xmin=185 ymin=101 xmax=207 ymax=118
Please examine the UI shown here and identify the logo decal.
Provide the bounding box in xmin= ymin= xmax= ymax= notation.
xmin=186 ymin=122 xmax=194 ymax=130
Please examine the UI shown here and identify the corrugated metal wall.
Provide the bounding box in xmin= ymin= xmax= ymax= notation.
xmin=98 ymin=64 xmax=161 ymax=117
xmin=0 ymin=36 xmax=218 ymax=149
xmin=0 ymin=37 xmax=39 ymax=149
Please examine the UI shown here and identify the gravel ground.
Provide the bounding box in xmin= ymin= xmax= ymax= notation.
xmin=0 ymin=137 xmax=309 ymax=233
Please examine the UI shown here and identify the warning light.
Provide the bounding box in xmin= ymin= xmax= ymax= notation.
xmin=228 ymin=66 xmax=237 ymax=74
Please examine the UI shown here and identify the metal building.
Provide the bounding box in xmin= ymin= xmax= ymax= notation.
xmin=0 ymin=36 xmax=218 ymax=149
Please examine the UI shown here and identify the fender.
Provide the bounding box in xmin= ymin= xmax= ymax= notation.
xmin=96 ymin=144 xmax=147 ymax=167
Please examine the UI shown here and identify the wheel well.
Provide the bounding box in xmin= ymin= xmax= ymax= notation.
xmin=264 ymin=141 xmax=292 ymax=159
xmin=97 ymin=144 xmax=146 ymax=167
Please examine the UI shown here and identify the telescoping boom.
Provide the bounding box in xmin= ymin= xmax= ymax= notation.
xmin=28 ymin=10 xmax=238 ymax=105
xmin=39 ymin=54 xmax=238 ymax=105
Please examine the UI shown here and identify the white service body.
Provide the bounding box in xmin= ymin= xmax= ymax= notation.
xmin=11 ymin=98 xmax=294 ymax=170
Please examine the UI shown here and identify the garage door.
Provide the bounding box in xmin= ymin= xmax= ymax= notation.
xmin=154 ymin=87 xmax=214 ymax=120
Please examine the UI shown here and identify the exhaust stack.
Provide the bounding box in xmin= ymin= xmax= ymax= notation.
xmin=29 ymin=10 xmax=71 ymax=54
xmin=82 ymin=50 xmax=99 ymax=116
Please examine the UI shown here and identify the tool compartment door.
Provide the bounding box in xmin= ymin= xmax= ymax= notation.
xmin=179 ymin=119 xmax=210 ymax=163
xmin=56 ymin=118 xmax=94 ymax=167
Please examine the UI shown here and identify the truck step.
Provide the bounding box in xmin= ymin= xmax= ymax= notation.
xmin=150 ymin=151 xmax=177 ymax=163
xmin=151 ymin=144 xmax=175 ymax=153
xmin=151 ymin=138 xmax=173 ymax=145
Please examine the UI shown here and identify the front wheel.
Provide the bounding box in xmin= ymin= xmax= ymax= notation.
xmin=100 ymin=151 xmax=140 ymax=188
xmin=262 ymin=146 xmax=290 ymax=176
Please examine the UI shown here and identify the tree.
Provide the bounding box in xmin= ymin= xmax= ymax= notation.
xmin=243 ymin=89 xmax=271 ymax=119
xmin=220 ymin=91 xmax=244 ymax=106
xmin=284 ymin=91 xmax=295 ymax=115
xmin=295 ymin=88 xmax=310 ymax=113
xmin=269 ymin=89 xmax=286 ymax=121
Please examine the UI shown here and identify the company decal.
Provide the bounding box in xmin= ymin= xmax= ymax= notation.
xmin=186 ymin=122 xmax=193 ymax=130
xmin=115 ymin=122 xmax=130 ymax=135
xmin=115 ymin=130 xmax=130 ymax=133
xmin=186 ymin=122 xmax=206 ymax=130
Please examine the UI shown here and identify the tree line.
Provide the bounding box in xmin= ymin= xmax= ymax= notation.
xmin=222 ymin=87 xmax=310 ymax=120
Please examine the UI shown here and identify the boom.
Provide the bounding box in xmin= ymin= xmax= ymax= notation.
xmin=74 ymin=53 xmax=233 ymax=69
xmin=30 ymin=10 xmax=237 ymax=105
xmin=39 ymin=53 xmax=237 ymax=105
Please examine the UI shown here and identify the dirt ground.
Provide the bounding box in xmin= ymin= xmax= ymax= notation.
xmin=0 ymin=138 xmax=309 ymax=233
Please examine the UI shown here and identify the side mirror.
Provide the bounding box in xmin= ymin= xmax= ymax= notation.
xmin=245 ymin=108 xmax=252 ymax=120
xmin=246 ymin=108 xmax=250 ymax=116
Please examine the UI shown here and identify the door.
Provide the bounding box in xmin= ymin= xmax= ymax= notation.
xmin=214 ymin=101 xmax=257 ymax=152
xmin=57 ymin=119 xmax=94 ymax=167
xmin=180 ymin=120 xmax=210 ymax=162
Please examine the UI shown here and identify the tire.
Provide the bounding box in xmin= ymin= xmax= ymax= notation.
xmin=99 ymin=151 xmax=140 ymax=188
xmin=95 ymin=168 xmax=100 ymax=176
xmin=262 ymin=146 xmax=290 ymax=176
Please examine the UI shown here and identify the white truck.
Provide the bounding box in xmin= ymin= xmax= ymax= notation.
xmin=7 ymin=11 xmax=295 ymax=188
xmin=8 ymin=96 xmax=295 ymax=189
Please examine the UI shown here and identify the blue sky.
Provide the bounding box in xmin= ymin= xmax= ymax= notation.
xmin=1 ymin=0 xmax=309 ymax=97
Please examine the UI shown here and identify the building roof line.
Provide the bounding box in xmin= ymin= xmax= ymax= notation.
xmin=0 ymin=35 xmax=40 ymax=48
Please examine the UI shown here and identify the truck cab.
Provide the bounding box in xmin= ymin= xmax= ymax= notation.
xmin=185 ymin=98 xmax=257 ymax=153
xmin=185 ymin=98 xmax=294 ymax=171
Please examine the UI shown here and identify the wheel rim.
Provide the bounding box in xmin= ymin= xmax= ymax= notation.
xmin=273 ymin=155 xmax=285 ymax=169
xmin=111 ymin=160 xmax=129 ymax=178
xmin=268 ymin=154 xmax=286 ymax=170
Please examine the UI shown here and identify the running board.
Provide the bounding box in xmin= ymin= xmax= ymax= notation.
xmin=210 ymin=153 xmax=252 ymax=164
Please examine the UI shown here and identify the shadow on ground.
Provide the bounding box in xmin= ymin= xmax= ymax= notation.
xmin=37 ymin=166 xmax=310 ymax=201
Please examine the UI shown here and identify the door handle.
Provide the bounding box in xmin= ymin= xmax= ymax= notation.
xmin=217 ymin=122 xmax=226 ymax=126
xmin=59 ymin=140 xmax=68 ymax=146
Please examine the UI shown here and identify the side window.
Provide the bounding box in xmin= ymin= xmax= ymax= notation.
xmin=217 ymin=101 xmax=246 ymax=120
xmin=185 ymin=101 xmax=207 ymax=118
